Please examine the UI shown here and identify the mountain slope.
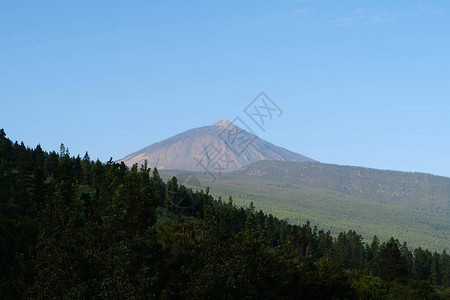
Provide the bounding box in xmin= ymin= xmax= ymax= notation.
xmin=119 ymin=119 xmax=314 ymax=172
xmin=233 ymin=160 xmax=450 ymax=215
xmin=160 ymin=161 xmax=450 ymax=251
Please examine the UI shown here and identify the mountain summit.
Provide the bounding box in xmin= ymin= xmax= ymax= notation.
xmin=213 ymin=119 xmax=235 ymax=127
xmin=119 ymin=119 xmax=315 ymax=172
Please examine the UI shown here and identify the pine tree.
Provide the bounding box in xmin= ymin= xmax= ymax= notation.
xmin=441 ymin=251 xmax=450 ymax=286
xmin=150 ymin=167 xmax=165 ymax=206
xmin=81 ymin=151 xmax=91 ymax=185
xmin=413 ymin=248 xmax=432 ymax=280
xmin=430 ymin=252 xmax=441 ymax=285
xmin=368 ymin=235 xmax=381 ymax=276
xmin=400 ymin=241 xmax=413 ymax=277
xmin=318 ymin=231 xmax=333 ymax=259
xmin=379 ymin=238 xmax=402 ymax=281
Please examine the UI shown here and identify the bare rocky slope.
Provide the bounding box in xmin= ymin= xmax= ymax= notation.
xmin=119 ymin=119 xmax=314 ymax=172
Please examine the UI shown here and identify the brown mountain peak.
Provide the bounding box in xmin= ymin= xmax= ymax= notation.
xmin=213 ymin=119 xmax=234 ymax=127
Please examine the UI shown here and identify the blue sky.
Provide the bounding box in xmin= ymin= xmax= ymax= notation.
xmin=1 ymin=0 xmax=450 ymax=176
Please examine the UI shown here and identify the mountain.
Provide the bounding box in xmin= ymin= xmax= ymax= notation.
xmin=119 ymin=119 xmax=314 ymax=172
xmin=120 ymin=120 xmax=450 ymax=251
xmin=233 ymin=160 xmax=450 ymax=214
xmin=159 ymin=160 xmax=450 ymax=251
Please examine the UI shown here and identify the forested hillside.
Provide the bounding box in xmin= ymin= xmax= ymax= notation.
xmin=236 ymin=161 xmax=450 ymax=214
xmin=181 ymin=160 xmax=449 ymax=252
xmin=1 ymin=129 xmax=449 ymax=299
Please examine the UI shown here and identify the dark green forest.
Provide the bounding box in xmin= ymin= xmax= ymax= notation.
xmin=1 ymin=129 xmax=449 ymax=299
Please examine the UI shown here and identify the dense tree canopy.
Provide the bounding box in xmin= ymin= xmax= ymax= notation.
xmin=1 ymin=129 xmax=449 ymax=299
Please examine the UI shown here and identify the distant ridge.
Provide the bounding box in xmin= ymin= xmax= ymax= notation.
xmin=119 ymin=119 xmax=315 ymax=172
xmin=233 ymin=160 xmax=450 ymax=214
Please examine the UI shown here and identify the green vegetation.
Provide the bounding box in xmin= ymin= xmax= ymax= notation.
xmin=164 ymin=160 xmax=449 ymax=252
xmin=1 ymin=129 xmax=450 ymax=299
xmin=206 ymin=176 xmax=449 ymax=252
xmin=235 ymin=160 xmax=450 ymax=214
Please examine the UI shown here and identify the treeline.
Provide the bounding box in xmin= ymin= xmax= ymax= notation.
xmin=0 ymin=129 xmax=449 ymax=299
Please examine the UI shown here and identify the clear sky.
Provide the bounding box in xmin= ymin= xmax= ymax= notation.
xmin=1 ymin=1 xmax=450 ymax=177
